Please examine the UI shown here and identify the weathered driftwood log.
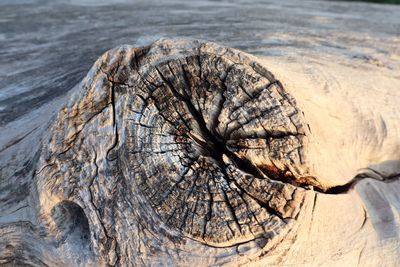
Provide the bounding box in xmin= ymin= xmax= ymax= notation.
xmin=1 ymin=39 xmax=400 ymax=266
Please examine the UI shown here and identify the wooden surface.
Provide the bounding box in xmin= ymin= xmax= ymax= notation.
xmin=0 ymin=0 xmax=399 ymax=266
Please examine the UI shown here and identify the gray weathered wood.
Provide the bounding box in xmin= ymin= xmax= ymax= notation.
xmin=1 ymin=1 xmax=400 ymax=266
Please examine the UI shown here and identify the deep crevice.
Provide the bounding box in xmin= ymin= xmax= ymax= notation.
xmin=153 ymin=62 xmax=400 ymax=198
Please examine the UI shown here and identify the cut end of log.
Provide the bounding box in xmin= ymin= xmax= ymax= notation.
xmin=22 ymin=38 xmax=398 ymax=266
xmin=33 ymin=39 xmax=318 ymax=264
